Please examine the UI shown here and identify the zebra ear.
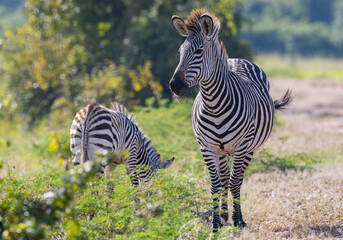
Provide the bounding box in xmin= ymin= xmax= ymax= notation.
xmin=200 ymin=14 xmax=214 ymax=36
xmin=159 ymin=157 xmax=175 ymax=169
xmin=172 ymin=16 xmax=189 ymax=37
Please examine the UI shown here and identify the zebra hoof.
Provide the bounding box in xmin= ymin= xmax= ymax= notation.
xmin=221 ymin=212 xmax=229 ymax=223
xmin=233 ymin=219 xmax=246 ymax=228
xmin=212 ymin=221 xmax=223 ymax=233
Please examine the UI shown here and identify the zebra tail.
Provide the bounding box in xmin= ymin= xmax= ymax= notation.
xmin=274 ymin=89 xmax=293 ymax=111
xmin=80 ymin=103 xmax=97 ymax=163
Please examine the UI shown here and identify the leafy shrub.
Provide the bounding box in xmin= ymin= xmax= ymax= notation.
xmin=0 ymin=155 xmax=213 ymax=239
xmin=74 ymin=167 xmax=211 ymax=239
xmin=0 ymin=158 xmax=105 ymax=239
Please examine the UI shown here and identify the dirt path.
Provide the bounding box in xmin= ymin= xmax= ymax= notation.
xmin=267 ymin=78 xmax=343 ymax=153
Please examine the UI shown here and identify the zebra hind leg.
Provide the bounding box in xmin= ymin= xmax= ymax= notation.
xmin=219 ymin=155 xmax=230 ymax=224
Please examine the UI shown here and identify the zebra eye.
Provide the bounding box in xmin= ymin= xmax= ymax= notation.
xmin=194 ymin=48 xmax=203 ymax=54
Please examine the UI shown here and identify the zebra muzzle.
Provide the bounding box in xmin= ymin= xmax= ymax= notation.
xmin=169 ymin=71 xmax=188 ymax=96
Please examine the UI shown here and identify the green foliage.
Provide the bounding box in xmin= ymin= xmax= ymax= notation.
xmin=82 ymin=61 xmax=163 ymax=109
xmin=0 ymin=153 xmax=125 ymax=239
xmin=1 ymin=166 xmax=82 ymax=239
xmin=32 ymin=130 xmax=70 ymax=161
xmin=74 ymin=168 xmax=210 ymax=239
xmin=0 ymin=0 xmax=251 ymax=125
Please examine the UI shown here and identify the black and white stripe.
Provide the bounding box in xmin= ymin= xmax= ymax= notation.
xmin=70 ymin=102 xmax=174 ymax=185
xmin=170 ymin=10 xmax=292 ymax=231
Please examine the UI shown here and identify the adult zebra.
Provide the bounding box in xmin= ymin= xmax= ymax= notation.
xmin=169 ymin=9 xmax=292 ymax=231
xmin=70 ymin=102 xmax=174 ymax=185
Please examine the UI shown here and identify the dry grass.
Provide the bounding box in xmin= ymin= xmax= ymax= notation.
xmin=236 ymin=164 xmax=343 ymax=239
xmin=177 ymin=163 xmax=343 ymax=239
xmin=266 ymin=78 xmax=343 ymax=154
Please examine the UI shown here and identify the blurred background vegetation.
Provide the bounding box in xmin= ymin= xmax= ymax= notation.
xmin=0 ymin=0 xmax=251 ymax=127
xmin=241 ymin=0 xmax=343 ymax=56
xmin=0 ymin=0 xmax=342 ymax=127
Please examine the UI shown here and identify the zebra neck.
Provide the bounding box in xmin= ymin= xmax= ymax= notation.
xmin=141 ymin=134 xmax=161 ymax=169
xmin=199 ymin=55 xmax=232 ymax=112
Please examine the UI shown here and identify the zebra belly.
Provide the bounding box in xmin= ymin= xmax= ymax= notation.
xmin=205 ymin=137 xmax=236 ymax=155
xmin=192 ymin=119 xmax=252 ymax=155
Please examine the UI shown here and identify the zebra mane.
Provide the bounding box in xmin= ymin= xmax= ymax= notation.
xmin=185 ymin=9 xmax=229 ymax=60
xmin=110 ymin=102 xmax=134 ymax=122
xmin=110 ymin=102 xmax=162 ymax=167
xmin=185 ymin=9 xmax=220 ymax=35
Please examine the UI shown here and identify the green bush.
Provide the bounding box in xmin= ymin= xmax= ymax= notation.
xmin=0 ymin=157 xmax=111 ymax=239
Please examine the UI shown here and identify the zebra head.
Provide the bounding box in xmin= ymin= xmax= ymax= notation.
xmin=169 ymin=9 xmax=221 ymax=96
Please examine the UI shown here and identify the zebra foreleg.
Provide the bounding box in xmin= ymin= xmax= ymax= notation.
xmin=202 ymin=149 xmax=223 ymax=232
xmin=126 ymin=146 xmax=140 ymax=187
xmin=219 ymin=155 xmax=230 ymax=223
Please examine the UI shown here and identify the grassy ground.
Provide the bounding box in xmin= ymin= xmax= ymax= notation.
xmin=1 ymin=79 xmax=343 ymax=239
xmin=254 ymin=54 xmax=343 ymax=81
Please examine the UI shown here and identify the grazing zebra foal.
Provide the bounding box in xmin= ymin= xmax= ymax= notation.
xmin=70 ymin=102 xmax=174 ymax=185
xmin=169 ymin=9 xmax=293 ymax=231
